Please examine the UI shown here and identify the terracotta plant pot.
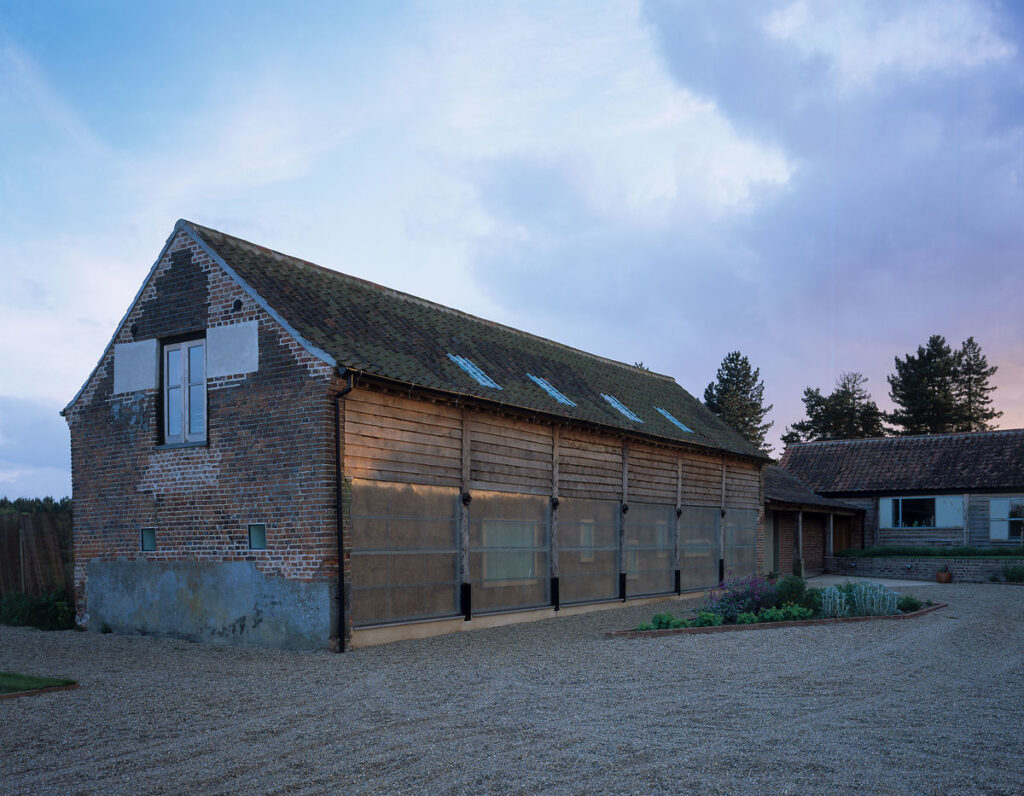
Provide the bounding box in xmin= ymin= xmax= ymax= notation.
xmin=936 ymin=571 xmax=953 ymax=583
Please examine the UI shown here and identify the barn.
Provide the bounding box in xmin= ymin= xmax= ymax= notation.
xmin=63 ymin=220 xmax=769 ymax=649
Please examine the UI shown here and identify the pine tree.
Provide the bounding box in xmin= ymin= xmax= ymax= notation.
xmin=782 ymin=372 xmax=885 ymax=444
xmin=887 ymin=335 xmax=961 ymax=434
xmin=704 ymin=351 xmax=773 ymax=453
xmin=954 ymin=337 xmax=1001 ymax=431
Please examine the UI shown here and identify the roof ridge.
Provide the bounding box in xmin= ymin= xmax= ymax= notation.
xmin=183 ymin=220 xmax=676 ymax=384
xmin=786 ymin=427 xmax=1024 ymax=448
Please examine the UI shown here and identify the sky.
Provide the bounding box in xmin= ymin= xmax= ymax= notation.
xmin=1 ymin=0 xmax=1022 ymax=498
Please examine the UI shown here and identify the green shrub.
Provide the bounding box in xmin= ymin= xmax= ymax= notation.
xmin=671 ymin=618 xmax=692 ymax=629
xmin=651 ymin=613 xmax=676 ymax=629
xmin=774 ymin=575 xmax=806 ymax=606
xmin=989 ymin=573 xmax=1002 ymax=582
xmin=1002 ymin=564 xmax=1024 ymax=583
xmin=802 ymin=587 xmax=823 ymax=615
xmin=757 ymin=607 xmax=786 ymax=623
xmin=0 ymin=591 xmax=76 ymax=631
xmin=636 ymin=622 xmax=654 ymax=631
xmin=783 ymin=605 xmax=813 ymax=621
xmin=694 ymin=611 xmax=724 ymax=627
xmin=897 ymin=594 xmax=923 ymax=613
xmin=736 ymin=612 xmax=758 ymax=624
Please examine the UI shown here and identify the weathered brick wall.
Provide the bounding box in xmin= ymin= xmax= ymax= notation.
xmin=825 ymin=556 xmax=1024 ymax=583
xmin=803 ymin=514 xmax=826 ymax=575
xmin=65 ymin=230 xmax=339 ymax=645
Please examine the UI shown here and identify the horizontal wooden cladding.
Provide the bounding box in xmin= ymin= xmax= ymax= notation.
xmin=627 ymin=442 xmax=676 ymax=503
xmin=469 ymin=412 xmax=552 ymax=493
xmin=558 ymin=427 xmax=622 ymax=499
xmin=680 ymin=453 xmax=723 ymax=507
xmin=724 ymin=462 xmax=761 ymax=510
xmin=344 ymin=391 xmax=462 ymax=487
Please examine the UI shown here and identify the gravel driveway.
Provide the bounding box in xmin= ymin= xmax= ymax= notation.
xmin=2 ymin=583 xmax=1023 ymax=795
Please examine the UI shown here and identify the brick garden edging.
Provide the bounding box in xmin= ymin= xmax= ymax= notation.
xmin=826 ymin=556 xmax=1024 ymax=582
xmin=605 ymin=602 xmax=948 ymax=639
xmin=0 ymin=682 xmax=78 ymax=701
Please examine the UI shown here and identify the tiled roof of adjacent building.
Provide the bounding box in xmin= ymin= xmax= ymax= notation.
xmin=184 ymin=221 xmax=766 ymax=460
xmin=779 ymin=429 xmax=1024 ymax=494
xmin=763 ymin=466 xmax=860 ymax=511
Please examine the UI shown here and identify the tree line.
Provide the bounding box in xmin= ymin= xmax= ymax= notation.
xmin=701 ymin=334 xmax=1001 ymax=453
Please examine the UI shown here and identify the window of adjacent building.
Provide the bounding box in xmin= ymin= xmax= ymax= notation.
xmin=164 ymin=339 xmax=206 ymax=444
xmin=989 ymin=498 xmax=1024 ymax=541
xmin=481 ymin=520 xmax=535 ymax=582
xmin=891 ymin=497 xmax=935 ymax=528
xmin=140 ymin=528 xmax=156 ymax=552
xmin=579 ymin=520 xmax=595 ymax=563
xmin=248 ymin=524 xmax=267 ymax=550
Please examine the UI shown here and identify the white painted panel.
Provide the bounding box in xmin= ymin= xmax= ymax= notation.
xmin=990 ymin=497 xmax=1009 ymax=540
xmin=935 ymin=496 xmax=963 ymax=528
xmin=113 ymin=339 xmax=159 ymax=394
xmin=878 ymin=498 xmax=894 ymax=529
xmin=207 ymin=321 xmax=259 ymax=378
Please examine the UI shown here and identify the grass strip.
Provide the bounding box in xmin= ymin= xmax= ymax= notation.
xmin=0 ymin=671 xmax=76 ymax=695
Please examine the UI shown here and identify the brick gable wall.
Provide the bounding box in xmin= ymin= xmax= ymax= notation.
xmin=65 ymin=231 xmax=340 ymax=648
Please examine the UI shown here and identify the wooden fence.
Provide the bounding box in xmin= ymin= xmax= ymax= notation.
xmin=0 ymin=512 xmax=73 ymax=598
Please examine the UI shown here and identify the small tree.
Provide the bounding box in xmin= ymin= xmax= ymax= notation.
xmin=704 ymin=351 xmax=773 ymax=452
xmin=782 ymin=372 xmax=885 ymax=445
xmin=954 ymin=337 xmax=1001 ymax=431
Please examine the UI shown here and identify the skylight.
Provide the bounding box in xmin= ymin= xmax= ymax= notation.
xmin=447 ymin=354 xmax=502 ymax=389
xmin=655 ymin=407 xmax=693 ymax=433
xmin=601 ymin=394 xmax=643 ymax=423
xmin=527 ymin=373 xmax=576 ymax=406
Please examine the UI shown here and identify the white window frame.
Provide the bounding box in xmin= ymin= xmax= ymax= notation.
xmin=990 ymin=498 xmax=1024 ymax=541
xmin=163 ymin=339 xmax=206 ymax=444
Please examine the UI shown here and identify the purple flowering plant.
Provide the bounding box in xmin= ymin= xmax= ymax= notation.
xmin=704 ymin=575 xmax=779 ymax=622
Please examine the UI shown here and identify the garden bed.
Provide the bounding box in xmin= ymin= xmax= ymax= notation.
xmin=607 ymin=601 xmax=947 ymax=638
xmin=612 ymin=575 xmax=942 ymax=639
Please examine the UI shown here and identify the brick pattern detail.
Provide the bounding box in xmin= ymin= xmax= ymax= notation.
xmin=65 ymin=230 xmax=339 ymax=629
xmin=826 ymin=556 xmax=1024 ymax=583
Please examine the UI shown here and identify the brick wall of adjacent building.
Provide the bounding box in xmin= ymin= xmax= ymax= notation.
xmin=64 ymin=230 xmax=341 ymax=647
xmin=825 ymin=556 xmax=1024 ymax=583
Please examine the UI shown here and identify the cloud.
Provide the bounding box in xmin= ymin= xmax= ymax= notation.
xmin=764 ymin=0 xmax=1015 ymax=92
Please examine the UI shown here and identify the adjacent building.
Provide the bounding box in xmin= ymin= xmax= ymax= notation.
xmin=780 ymin=430 xmax=1024 ymax=549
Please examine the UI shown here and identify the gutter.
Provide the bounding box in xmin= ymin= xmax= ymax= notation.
xmin=334 ymin=370 xmax=354 ymax=652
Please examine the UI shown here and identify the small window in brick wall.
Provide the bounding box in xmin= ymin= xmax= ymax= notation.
xmin=140 ymin=528 xmax=156 ymax=552
xmin=248 ymin=524 xmax=267 ymax=550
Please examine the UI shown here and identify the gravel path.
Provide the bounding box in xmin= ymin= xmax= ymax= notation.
xmin=2 ymin=583 xmax=1023 ymax=795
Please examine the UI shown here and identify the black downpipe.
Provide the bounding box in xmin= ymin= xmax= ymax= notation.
xmin=334 ymin=372 xmax=354 ymax=653
xmin=550 ymin=576 xmax=560 ymax=611
xmin=461 ymin=583 xmax=472 ymax=621
xmin=718 ymin=558 xmax=725 ymax=585
xmin=674 ymin=569 xmax=681 ymax=595
xmin=619 ymin=572 xmax=627 ymax=602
